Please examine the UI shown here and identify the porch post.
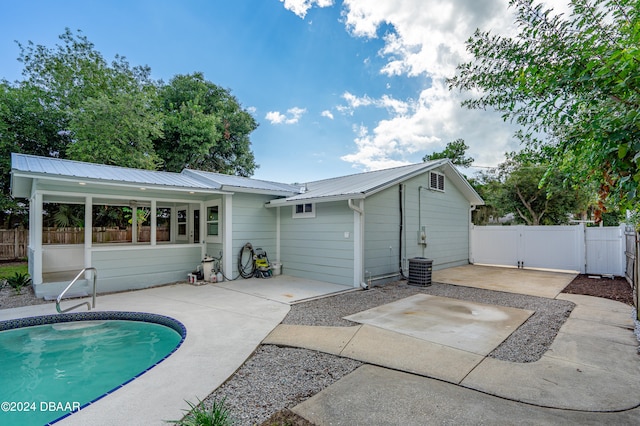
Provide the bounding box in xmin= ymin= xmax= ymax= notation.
xmin=276 ymin=206 xmax=281 ymax=262
xmin=131 ymin=202 xmax=138 ymax=244
xmin=223 ymin=194 xmax=233 ymax=278
xmin=150 ymin=199 xmax=157 ymax=245
xmin=32 ymin=191 xmax=43 ymax=286
xmin=84 ymin=196 xmax=92 ymax=269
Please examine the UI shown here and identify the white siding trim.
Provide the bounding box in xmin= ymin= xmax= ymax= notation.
xmin=223 ymin=194 xmax=233 ymax=277
xmin=350 ymin=199 xmax=364 ymax=287
xmin=33 ymin=192 xmax=43 ymax=285
xmin=84 ymin=196 xmax=92 ymax=269
xmin=276 ymin=206 xmax=281 ymax=261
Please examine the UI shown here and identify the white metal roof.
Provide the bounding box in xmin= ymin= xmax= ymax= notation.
xmin=182 ymin=169 xmax=299 ymax=195
xmin=10 ymin=153 xmax=484 ymax=206
xmin=10 ymin=153 xmax=214 ymax=193
xmin=267 ymin=160 xmax=484 ymax=206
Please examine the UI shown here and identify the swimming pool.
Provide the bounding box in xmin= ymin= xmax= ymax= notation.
xmin=0 ymin=312 xmax=186 ymax=426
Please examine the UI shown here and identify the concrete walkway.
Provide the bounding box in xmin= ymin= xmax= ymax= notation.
xmin=0 ymin=276 xmax=346 ymax=426
xmin=264 ymin=267 xmax=640 ymax=424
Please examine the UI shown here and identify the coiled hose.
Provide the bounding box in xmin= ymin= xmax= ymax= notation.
xmin=237 ymin=242 xmax=256 ymax=279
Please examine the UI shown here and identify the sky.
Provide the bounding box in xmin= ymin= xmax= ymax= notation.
xmin=0 ymin=0 xmax=569 ymax=184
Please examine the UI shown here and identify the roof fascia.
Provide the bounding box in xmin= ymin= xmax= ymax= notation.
xmin=11 ymin=171 xmax=231 ymax=196
xmin=265 ymin=193 xmax=365 ymax=208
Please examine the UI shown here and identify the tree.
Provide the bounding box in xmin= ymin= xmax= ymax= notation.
xmin=476 ymin=150 xmax=591 ymax=225
xmin=0 ymin=82 xmax=70 ymax=227
xmin=423 ymin=139 xmax=474 ymax=167
xmin=1 ymin=30 xmax=261 ymax=228
xmin=449 ymin=0 xmax=640 ymax=216
xmin=67 ymin=92 xmax=163 ymax=169
xmin=156 ymin=73 xmax=258 ymax=175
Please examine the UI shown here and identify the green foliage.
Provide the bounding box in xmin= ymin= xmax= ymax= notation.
xmin=449 ymin=0 xmax=640 ymax=215
xmin=0 ymin=82 xmax=68 ymax=227
xmin=423 ymin=139 xmax=474 ymax=167
xmin=5 ymin=272 xmax=31 ymax=295
xmin=0 ymin=29 xmax=260 ymax=229
xmin=67 ymin=92 xmax=163 ymax=169
xmin=474 ymin=150 xmax=591 ymax=225
xmin=168 ymin=398 xmax=234 ymax=426
xmin=156 ymin=73 xmax=258 ymax=176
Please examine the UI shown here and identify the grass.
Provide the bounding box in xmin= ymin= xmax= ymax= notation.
xmin=0 ymin=262 xmax=28 ymax=280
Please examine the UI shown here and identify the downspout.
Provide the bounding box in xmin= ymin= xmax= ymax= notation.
xmin=348 ymin=199 xmax=367 ymax=289
xmin=469 ymin=205 xmax=476 ymax=264
xmin=399 ymin=184 xmax=406 ymax=278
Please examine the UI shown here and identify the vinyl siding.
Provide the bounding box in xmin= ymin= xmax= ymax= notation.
xmin=229 ymin=193 xmax=277 ymax=273
xmin=403 ymin=169 xmax=471 ymax=270
xmin=364 ymin=188 xmax=402 ymax=279
xmin=280 ymin=201 xmax=354 ymax=286
xmin=91 ymin=245 xmax=202 ymax=292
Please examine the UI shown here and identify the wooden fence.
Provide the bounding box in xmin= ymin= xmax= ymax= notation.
xmin=0 ymin=227 xmax=171 ymax=260
xmin=42 ymin=227 xmax=170 ymax=244
xmin=0 ymin=229 xmax=28 ymax=260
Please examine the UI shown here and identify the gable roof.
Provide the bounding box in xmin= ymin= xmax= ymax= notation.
xmin=10 ymin=153 xmax=483 ymax=206
xmin=265 ymin=160 xmax=484 ymax=206
xmin=10 ymin=153 xmax=298 ymax=198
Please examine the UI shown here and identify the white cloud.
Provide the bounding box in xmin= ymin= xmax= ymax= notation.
xmin=280 ymin=0 xmax=334 ymax=19
xmin=337 ymin=0 xmax=538 ymax=171
xmin=340 ymin=79 xmax=521 ymax=171
xmin=265 ymin=107 xmax=307 ymax=125
xmin=321 ymin=110 xmax=334 ymax=119
xmin=339 ymin=91 xmax=410 ymax=116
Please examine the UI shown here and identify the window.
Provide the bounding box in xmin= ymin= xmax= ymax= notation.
xmin=205 ymin=200 xmax=222 ymax=243
xmin=293 ymin=203 xmax=315 ymax=218
xmin=177 ymin=209 xmax=187 ymax=237
xmin=207 ymin=205 xmax=219 ymax=237
xmin=429 ymin=172 xmax=445 ymax=191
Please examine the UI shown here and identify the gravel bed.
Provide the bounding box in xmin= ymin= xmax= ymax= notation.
xmin=204 ymin=280 xmax=575 ymax=425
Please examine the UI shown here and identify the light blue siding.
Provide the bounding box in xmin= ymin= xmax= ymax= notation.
xmin=280 ymin=201 xmax=354 ymax=286
xmin=91 ymin=245 xmax=202 ymax=292
xmin=230 ymin=193 xmax=277 ymax=278
xmin=403 ymin=170 xmax=471 ymax=270
xmin=364 ymin=187 xmax=402 ymax=280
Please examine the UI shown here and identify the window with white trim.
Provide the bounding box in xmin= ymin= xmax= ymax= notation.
xmin=429 ymin=171 xmax=445 ymax=191
xmin=293 ymin=202 xmax=315 ymax=218
xmin=205 ymin=200 xmax=222 ymax=243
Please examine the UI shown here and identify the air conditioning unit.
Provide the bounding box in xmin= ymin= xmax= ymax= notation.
xmin=408 ymin=257 xmax=433 ymax=286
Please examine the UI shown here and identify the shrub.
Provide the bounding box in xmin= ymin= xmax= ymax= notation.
xmin=168 ymin=398 xmax=234 ymax=426
xmin=5 ymin=272 xmax=32 ymax=295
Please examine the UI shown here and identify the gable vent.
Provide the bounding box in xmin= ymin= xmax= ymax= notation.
xmin=429 ymin=172 xmax=445 ymax=191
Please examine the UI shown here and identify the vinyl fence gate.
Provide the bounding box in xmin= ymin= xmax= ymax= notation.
xmin=470 ymin=224 xmax=626 ymax=276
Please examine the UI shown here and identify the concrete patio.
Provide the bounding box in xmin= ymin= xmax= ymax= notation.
xmin=0 ymin=275 xmax=349 ymax=425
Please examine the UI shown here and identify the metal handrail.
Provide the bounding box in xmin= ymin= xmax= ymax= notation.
xmin=56 ymin=267 xmax=98 ymax=313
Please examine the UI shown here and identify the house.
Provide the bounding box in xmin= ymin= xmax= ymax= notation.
xmin=10 ymin=153 xmax=483 ymax=298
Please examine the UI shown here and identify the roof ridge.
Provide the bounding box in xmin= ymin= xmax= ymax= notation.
xmin=305 ymin=160 xmax=443 ymax=185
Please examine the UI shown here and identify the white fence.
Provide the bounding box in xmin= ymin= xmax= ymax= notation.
xmin=471 ymin=224 xmax=626 ymax=276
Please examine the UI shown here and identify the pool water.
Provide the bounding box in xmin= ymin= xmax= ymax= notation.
xmin=0 ymin=319 xmax=182 ymax=425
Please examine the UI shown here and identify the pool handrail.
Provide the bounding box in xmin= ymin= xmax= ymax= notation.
xmin=56 ymin=267 xmax=98 ymax=313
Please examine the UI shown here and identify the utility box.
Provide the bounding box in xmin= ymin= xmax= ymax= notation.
xmin=408 ymin=257 xmax=433 ymax=286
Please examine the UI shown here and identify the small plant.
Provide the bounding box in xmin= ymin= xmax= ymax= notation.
xmin=5 ymin=272 xmax=31 ymax=295
xmin=167 ymin=398 xmax=234 ymax=426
